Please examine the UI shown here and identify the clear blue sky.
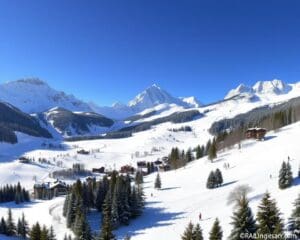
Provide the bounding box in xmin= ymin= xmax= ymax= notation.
xmin=1 ymin=0 xmax=300 ymax=105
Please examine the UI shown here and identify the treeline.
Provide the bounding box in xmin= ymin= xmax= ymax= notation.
xmin=0 ymin=209 xmax=57 ymax=240
xmin=210 ymin=97 xmax=300 ymax=149
xmin=0 ymin=182 xmax=30 ymax=204
xmin=181 ymin=191 xmax=300 ymax=240
xmin=168 ymin=126 xmax=192 ymax=132
xmin=63 ymin=172 xmax=145 ymax=239
xmin=168 ymin=138 xmax=218 ymax=170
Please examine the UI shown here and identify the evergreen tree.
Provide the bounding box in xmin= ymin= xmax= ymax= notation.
xmin=209 ymin=218 xmax=223 ymax=240
xmin=229 ymin=196 xmax=257 ymax=240
xmin=288 ymin=194 xmax=300 ymax=238
xmin=206 ymin=171 xmax=216 ymax=189
xmin=193 ymin=223 xmax=203 ymax=240
xmin=40 ymin=225 xmax=49 ymax=240
xmin=20 ymin=212 xmax=29 ymax=239
xmin=278 ymin=161 xmax=287 ymax=189
xmin=6 ymin=208 xmax=16 ymax=236
xmin=286 ymin=161 xmax=293 ymax=187
xmin=208 ymin=138 xmax=217 ymax=161
xmin=99 ymin=193 xmax=115 ymax=240
xmin=0 ymin=217 xmax=7 ymax=235
xmin=196 ymin=145 xmax=203 ymax=159
xmin=74 ymin=213 xmax=92 ymax=240
xmin=181 ymin=222 xmax=194 ymax=240
xmin=279 ymin=161 xmax=293 ymax=189
xmin=154 ymin=173 xmax=162 ymax=189
xmin=29 ymin=222 xmax=42 ymax=240
xmin=186 ymin=148 xmax=193 ymax=162
xmin=256 ymin=192 xmax=284 ymax=236
xmin=66 ymin=192 xmax=76 ymax=228
xmin=215 ymin=169 xmax=223 ymax=187
xmin=48 ymin=226 xmax=56 ymax=240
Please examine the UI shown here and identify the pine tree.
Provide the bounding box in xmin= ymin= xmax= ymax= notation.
xmin=208 ymin=138 xmax=217 ymax=161
xmin=215 ymin=169 xmax=223 ymax=187
xmin=48 ymin=226 xmax=56 ymax=240
xmin=0 ymin=217 xmax=7 ymax=234
xmin=196 ymin=145 xmax=203 ymax=159
xmin=278 ymin=161 xmax=293 ymax=189
xmin=20 ymin=212 xmax=29 ymax=239
xmin=74 ymin=213 xmax=92 ymax=240
xmin=66 ymin=192 xmax=76 ymax=228
xmin=256 ymin=192 xmax=284 ymax=236
xmin=209 ymin=218 xmax=223 ymax=240
xmin=229 ymin=196 xmax=257 ymax=240
xmin=285 ymin=161 xmax=293 ymax=188
xmin=17 ymin=218 xmax=22 ymax=237
xmin=193 ymin=223 xmax=203 ymax=240
xmin=29 ymin=222 xmax=42 ymax=240
xmin=206 ymin=171 xmax=216 ymax=189
xmin=186 ymin=148 xmax=193 ymax=162
xmin=288 ymin=194 xmax=300 ymax=238
xmin=111 ymin=185 xmax=120 ymax=229
xmin=99 ymin=193 xmax=115 ymax=240
xmin=154 ymin=173 xmax=162 ymax=189
xmin=40 ymin=225 xmax=49 ymax=240
xmin=6 ymin=208 xmax=16 ymax=236
xmin=181 ymin=222 xmax=194 ymax=240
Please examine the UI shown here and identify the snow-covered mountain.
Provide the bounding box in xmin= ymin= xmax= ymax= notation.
xmin=0 ymin=78 xmax=93 ymax=113
xmin=225 ymin=79 xmax=293 ymax=100
xmin=128 ymin=84 xmax=188 ymax=112
xmin=43 ymin=107 xmax=114 ymax=137
xmin=91 ymin=84 xmax=200 ymax=119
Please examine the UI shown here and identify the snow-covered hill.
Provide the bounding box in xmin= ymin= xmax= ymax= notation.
xmin=0 ymin=78 xmax=93 ymax=113
xmin=1 ymin=78 xmax=300 ymax=239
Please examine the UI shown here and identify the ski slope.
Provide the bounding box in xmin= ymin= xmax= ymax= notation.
xmin=0 ymin=79 xmax=300 ymax=239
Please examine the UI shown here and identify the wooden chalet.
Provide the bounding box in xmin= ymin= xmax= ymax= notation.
xmin=33 ymin=179 xmax=68 ymax=200
xmin=245 ymin=128 xmax=267 ymax=140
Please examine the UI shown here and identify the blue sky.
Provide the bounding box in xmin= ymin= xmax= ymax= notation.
xmin=1 ymin=1 xmax=300 ymax=105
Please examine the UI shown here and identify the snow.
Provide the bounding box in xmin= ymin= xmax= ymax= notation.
xmin=0 ymin=78 xmax=92 ymax=113
xmin=180 ymin=96 xmax=202 ymax=107
xmin=225 ymin=79 xmax=293 ymax=100
xmin=1 ymin=79 xmax=300 ymax=239
xmin=128 ymin=84 xmax=187 ymax=112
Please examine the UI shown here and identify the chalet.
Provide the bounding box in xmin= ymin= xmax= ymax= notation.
xmin=158 ymin=164 xmax=171 ymax=172
xmin=18 ymin=156 xmax=31 ymax=164
xmin=245 ymin=128 xmax=267 ymax=140
xmin=120 ymin=165 xmax=135 ymax=174
xmin=33 ymin=179 xmax=68 ymax=200
xmin=77 ymin=149 xmax=90 ymax=155
xmin=92 ymin=167 xmax=105 ymax=174
xmin=137 ymin=161 xmax=147 ymax=168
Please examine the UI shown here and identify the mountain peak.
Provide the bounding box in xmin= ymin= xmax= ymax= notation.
xmin=128 ymin=84 xmax=184 ymax=111
xmin=225 ymin=79 xmax=292 ymax=100
xmin=0 ymin=78 xmax=92 ymax=113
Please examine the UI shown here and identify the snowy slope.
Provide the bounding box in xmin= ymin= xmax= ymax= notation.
xmin=1 ymin=79 xmax=300 ymax=239
xmin=180 ymin=96 xmax=202 ymax=107
xmin=0 ymin=78 xmax=92 ymax=113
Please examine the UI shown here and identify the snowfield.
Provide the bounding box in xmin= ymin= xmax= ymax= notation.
xmin=0 ymin=121 xmax=300 ymax=239
xmin=1 ymin=79 xmax=300 ymax=239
